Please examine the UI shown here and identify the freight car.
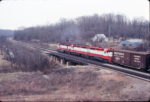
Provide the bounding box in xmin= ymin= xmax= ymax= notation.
xmin=57 ymin=44 xmax=150 ymax=71
xmin=112 ymin=50 xmax=150 ymax=71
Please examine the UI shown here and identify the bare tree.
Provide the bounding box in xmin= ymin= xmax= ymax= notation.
xmin=14 ymin=13 xmax=149 ymax=45
xmin=3 ymin=43 xmax=58 ymax=73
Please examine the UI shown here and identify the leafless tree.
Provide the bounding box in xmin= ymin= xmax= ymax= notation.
xmin=14 ymin=13 xmax=149 ymax=46
xmin=3 ymin=43 xmax=58 ymax=73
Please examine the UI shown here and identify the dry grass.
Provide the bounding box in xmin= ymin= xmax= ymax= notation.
xmin=0 ymin=66 xmax=149 ymax=101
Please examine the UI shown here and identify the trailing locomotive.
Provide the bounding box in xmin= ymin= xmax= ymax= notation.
xmin=57 ymin=44 xmax=150 ymax=71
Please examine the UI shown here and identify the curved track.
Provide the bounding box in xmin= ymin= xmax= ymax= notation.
xmin=22 ymin=44 xmax=150 ymax=82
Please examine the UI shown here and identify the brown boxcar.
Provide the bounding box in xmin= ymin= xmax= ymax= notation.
xmin=112 ymin=50 xmax=150 ymax=70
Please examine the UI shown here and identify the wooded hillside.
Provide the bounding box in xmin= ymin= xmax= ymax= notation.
xmin=14 ymin=14 xmax=149 ymax=43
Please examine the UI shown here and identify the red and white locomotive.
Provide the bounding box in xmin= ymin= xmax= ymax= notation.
xmin=57 ymin=43 xmax=113 ymax=62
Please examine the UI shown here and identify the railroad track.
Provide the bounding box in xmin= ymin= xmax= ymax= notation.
xmin=22 ymin=44 xmax=150 ymax=82
xmin=50 ymin=51 xmax=150 ymax=82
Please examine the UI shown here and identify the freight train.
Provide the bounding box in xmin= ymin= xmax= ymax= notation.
xmin=57 ymin=43 xmax=150 ymax=71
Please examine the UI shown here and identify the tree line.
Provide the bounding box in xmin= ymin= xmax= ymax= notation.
xmin=14 ymin=14 xmax=149 ymax=43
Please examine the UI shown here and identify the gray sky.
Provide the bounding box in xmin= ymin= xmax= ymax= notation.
xmin=0 ymin=0 xmax=149 ymax=30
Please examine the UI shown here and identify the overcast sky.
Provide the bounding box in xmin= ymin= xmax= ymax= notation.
xmin=0 ymin=0 xmax=149 ymax=30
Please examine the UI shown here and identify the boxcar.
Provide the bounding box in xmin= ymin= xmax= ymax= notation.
xmin=112 ymin=50 xmax=150 ymax=70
